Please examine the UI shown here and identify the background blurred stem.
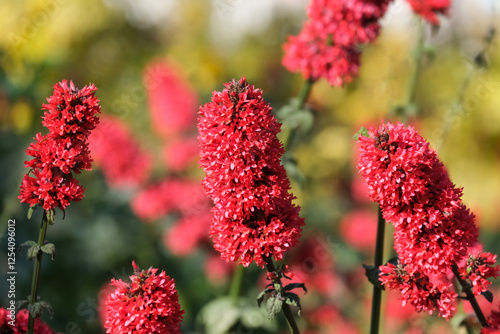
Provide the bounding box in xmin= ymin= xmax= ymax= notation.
xmin=285 ymin=78 xmax=314 ymax=151
xmin=369 ymin=207 xmax=385 ymax=334
xmin=265 ymin=258 xmax=301 ymax=334
xmin=451 ymin=264 xmax=488 ymax=327
xmin=229 ymin=265 xmax=244 ymax=305
xmin=406 ymin=18 xmax=425 ymax=107
xmin=27 ymin=210 xmax=50 ymax=334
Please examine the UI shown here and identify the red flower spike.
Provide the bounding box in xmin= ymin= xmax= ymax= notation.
xmin=282 ymin=0 xmax=391 ymax=86
xmin=19 ymin=80 xmax=100 ymax=211
xmin=198 ymin=77 xmax=304 ymax=268
xmin=405 ymin=0 xmax=450 ymax=25
xmin=0 ymin=308 xmax=57 ymax=333
xmin=104 ymin=262 xmax=184 ymax=334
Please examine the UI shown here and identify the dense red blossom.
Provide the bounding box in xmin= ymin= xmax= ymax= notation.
xmin=282 ymin=0 xmax=391 ymax=86
xmin=459 ymin=252 xmax=499 ymax=296
xmin=405 ymin=0 xmax=449 ymax=25
xmin=145 ymin=60 xmax=198 ymax=138
xmin=104 ymin=262 xmax=184 ymax=334
xmin=357 ymin=121 xmax=498 ymax=318
xmin=89 ymin=115 xmax=152 ymax=188
xmin=19 ymin=80 xmax=100 ymax=211
xmin=198 ymin=77 xmax=304 ymax=268
xmin=0 ymin=308 xmax=57 ymax=334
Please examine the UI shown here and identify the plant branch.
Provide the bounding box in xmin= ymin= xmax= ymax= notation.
xmin=229 ymin=264 xmax=244 ymax=305
xmin=28 ymin=210 xmax=51 ymax=334
xmin=285 ymin=78 xmax=314 ymax=151
xmin=265 ymin=257 xmax=301 ymax=334
xmin=369 ymin=207 xmax=386 ymax=334
xmin=451 ymin=263 xmax=488 ymax=327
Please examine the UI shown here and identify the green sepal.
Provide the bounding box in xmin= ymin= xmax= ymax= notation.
xmin=19 ymin=240 xmax=37 ymax=254
xmin=353 ymin=126 xmax=369 ymax=140
xmin=482 ymin=290 xmax=494 ymax=303
xmin=266 ymin=296 xmax=283 ymax=320
xmin=284 ymin=282 xmax=307 ymax=294
xmin=27 ymin=245 xmax=41 ymax=261
xmin=362 ymin=264 xmax=384 ymax=290
xmin=27 ymin=204 xmax=38 ymax=219
xmin=28 ymin=301 xmax=54 ymax=319
xmin=40 ymin=243 xmax=56 ymax=260
xmin=283 ymin=292 xmax=302 ymax=316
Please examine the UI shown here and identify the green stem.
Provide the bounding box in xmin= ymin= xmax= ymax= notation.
xmin=285 ymin=79 xmax=314 ymax=151
xmin=265 ymin=258 xmax=300 ymax=334
xmin=27 ymin=210 xmax=50 ymax=334
xmin=406 ymin=18 xmax=425 ymax=106
xmin=229 ymin=265 xmax=244 ymax=305
xmin=369 ymin=207 xmax=386 ymax=334
xmin=451 ymin=264 xmax=488 ymax=328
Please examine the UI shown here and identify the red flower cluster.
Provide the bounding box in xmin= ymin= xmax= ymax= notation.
xmin=459 ymin=252 xmax=500 ymax=296
xmin=406 ymin=0 xmax=449 ymax=25
xmin=198 ymin=77 xmax=304 ymax=268
xmin=19 ymin=80 xmax=100 ymax=211
xmin=483 ymin=303 xmax=500 ymax=334
xmin=282 ymin=0 xmax=391 ymax=86
xmin=0 ymin=308 xmax=57 ymax=333
xmin=104 ymin=262 xmax=184 ymax=334
xmin=89 ymin=115 xmax=152 ymax=188
xmin=357 ymin=122 xmax=499 ymax=318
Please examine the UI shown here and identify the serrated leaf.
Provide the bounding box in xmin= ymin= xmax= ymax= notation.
xmin=16 ymin=299 xmax=29 ymax=311
xmin=27 ymin=245 xmax=41 ymax=261
xmin=284 ymin=292 xmax=302 ymax=315
xmin=363 ymin=264 xmax=384 ymax=290
xmin=284 ymin=283 xmax=307 ymax=294
xmin=353 ymin=126 xmax=369 ymax=140
xmin=482 ymin=290 xmax=494 ymax=303
xmin=40 ymin=243 xmax=56 ymax=260
xmin=266 ymin=296 xmax=283 ymax=320
xmin=19 ymin=241 xmax=37 ymax=254
xmin=28 ymin=301 xmax=54 ymax=318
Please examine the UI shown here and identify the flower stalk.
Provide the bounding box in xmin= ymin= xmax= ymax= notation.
xmin=369 ymin=207 xmax=385 ymax=334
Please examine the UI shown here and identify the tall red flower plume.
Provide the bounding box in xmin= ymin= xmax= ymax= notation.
xmin=282 ymin=0 xmax=392 ymax=86
xmin=19 ymin=80 xmax=100 ymax=211
xmin=198 ymin=77 xmax=304 ymax=268
xmin=104 ymin=262 xmax=184 ymax=334
xmin=357 ymin=122 xmax=499 ymax=318
xmin=0 ymin=308 xmax=57 ymax=334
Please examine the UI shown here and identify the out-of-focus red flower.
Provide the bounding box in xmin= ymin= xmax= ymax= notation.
xmin=163 ymin=138 xmax=199 ymax=172
xmin=482 ymin=303 xmax=500 ymax=334
xmin=405 ymin=0 xmax=449 ymax=25
xmin=163 ymin=213 xmax=211 ymax=256
xmin=339 ymin=209 xmax=377 ymax=253
xmin=283 ymin=0 xmax=391 ymax=86
xmin=104 ymin=262 xmax=184 ymax=334
xmin=0 ymin=308 xmax=57 ymax=333
xmin=19 ymin=80 xmax=100 ymax=211
xmin=204 ymin=253 xmax=235 ymax=285
xmin=89 ymin=115 xmax=152 ymax=188
xmin=198 ymin=77 xmax=304 ymax=268
xmin=145 ymin=60 xmax=198 ymax=138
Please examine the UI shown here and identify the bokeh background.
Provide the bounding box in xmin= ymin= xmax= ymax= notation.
xmin=1 ymin=0 xmax=500 ymax=333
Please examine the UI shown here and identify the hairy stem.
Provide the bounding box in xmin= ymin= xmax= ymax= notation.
xmin=28 ymin=210 xmax=51 ymax=334
xmin=369 ymin=207 xmax=386 ymax=334
xmin=451 ymin=263 xmax=488 ymax=327
xmin=265 ymin=258 xmax=301 ymax=334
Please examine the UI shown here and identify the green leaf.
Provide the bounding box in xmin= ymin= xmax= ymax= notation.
xmin=16 ymin=299 xmax=29 ymax=311
xmin=482 ymin=290 xmax=494 ymax=303
xmin=276 ymin=98 xmax=314 ymax=135
xmin=240 ymin=304 xmax=277 ymax=332
xmin=284 ymin=292 xmax=302 ymax=315
xmin=27 ymin=205 xmax=37 ymax=219
xmin=28 ymin=301 xmax=54 ymax=318
xmin=283 ymin=283 xmax=307 ymax=294
xmin=27 ymin=245 xmax=41 ymax=261
xmin=198 ymin=297 xmax=240 ymax=334
xmin=46 ymin=209 xmax=55 ymax=225
xmin=40 ymin=243 xmax=56 ymax=260
xmin=256 ymin=288 xmax=274 ymax=308
xmin=266 ymin=296 xmax=283 ymax=320
xmin=19 ymin=240 xmax=37 ymax=254
xmin=353 ymin=126 xmax=369 ymax=140
xmin=362 ymin=264 xmax=384 ymax=290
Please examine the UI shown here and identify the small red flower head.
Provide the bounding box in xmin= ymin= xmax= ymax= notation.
xmin=405 ymin=0 xmax=450 ymax=25
xmin=0 ymin=308 xmax=57 ymax=333
xmin=104 ymin=262 xmax=184 ymax=334
xmin=19 ymin=80 xmax=100 ymax=211
xmin=198 ymin=77 xmax=304 ymax=268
